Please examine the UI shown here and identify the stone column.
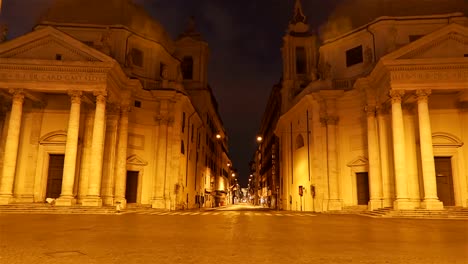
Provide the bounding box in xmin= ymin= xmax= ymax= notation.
xmin=101 ymin=104 xmax=120 ymax=205
xmin=151 ymin=117 xmax=169 ymax=209
xmin=82 ymin=92 xmax=107 ymax=206
xmin=114 ymin=105 xmax=130 ymax=208
xmin=377 ymin=106 xmax=393 ymax=207
xmin=417 ymin=89 xmax=443 ymax=209
xmin=390 ymin=90 xmax=413 ymax=210
xmin=325 ymin=116 xmax=342 ymax=210
xmin=0 ymin=89 xmax=25 ymax=204
xmin=56 ymin=91 xmax=82 ymax=206
xmin=366 ymin=106 xmax=383 ymax=210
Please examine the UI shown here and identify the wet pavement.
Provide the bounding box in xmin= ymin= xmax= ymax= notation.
xmin=0 ymin=204 xmax=467 ymax=264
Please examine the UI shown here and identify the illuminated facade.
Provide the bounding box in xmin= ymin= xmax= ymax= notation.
xmin=0 ymin=0 xmax=231 ymax=210
xmin=275 ymin=0 xmax=468 ymax=211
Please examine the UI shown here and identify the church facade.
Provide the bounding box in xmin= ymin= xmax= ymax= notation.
xmin=273 ymin=1 xmax=468 ymax=212
xmin=0 ymin=0 xmax=232 ymax=210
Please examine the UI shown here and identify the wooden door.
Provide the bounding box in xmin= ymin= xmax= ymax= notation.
xmin=125 ymin=171 xmax=139 ymax=203
xmin=435 ymin=157 xmax=455 ymax=206
xmin=356 ymin=172 xmax=370 ymax=205
xmin=46 ymin=154 xmax=65 ymax=199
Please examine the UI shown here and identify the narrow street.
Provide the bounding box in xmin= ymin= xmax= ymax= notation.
xmin=0 ymin=204 xmax=466 ymax=264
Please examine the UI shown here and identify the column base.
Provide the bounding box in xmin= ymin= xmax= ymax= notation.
xmin=102 ymin=196 xmax=114 ymax=206
xmin=0 ymin=195 xmax=14 ymax=205
xmin=114 ymin=198 xmax=127 ymax=209
xmin=393 ymin=199 xmax=416 ymax=210
xmin=420 ymin=199 xmax=444 ymax=210
xmin=368 ymin=199 xmax=383 ymax=211
xmin=151 ymin=198 xmax=166 ymax=209
xmin=55 ymin=196 xmax=77 ymax=206
xmin=14 ymin=195 xmax=34 ymax=203
xmin=382 ymin=198 xmax=393 ymax=208
xmin=81 ymin=196 xmax=102 ymax=207
xmin=327 ymin=199 xmax=342 ymax=211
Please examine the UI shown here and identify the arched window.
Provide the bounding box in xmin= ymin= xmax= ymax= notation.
xmin=181 ymin=56 xmax=193 ymax=80
xmin=296 ymin=134 xmax=305 ymax=149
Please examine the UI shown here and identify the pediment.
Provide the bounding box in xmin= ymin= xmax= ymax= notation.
xmin=432 ymin=132 xmax=463 ymax=147
xmin=127 ymin=154 xmax=148 ymax=166
xmin=347 ymin=156 xmax=368 ymax=167
xmin=39 ymin=131 xmax=67 ymax=145
xmin=382 ymin=23 xmax=468 ymax=60
xmin=0 ymin=26 xmax=113 ymax=62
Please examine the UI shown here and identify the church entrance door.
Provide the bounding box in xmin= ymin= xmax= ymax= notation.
xmin=125 ymin=171 xmax=139 ymax=203
xmin=435 ymin=157 xmax=455 ymax=206
xmin=356 ymin=172 xmax=370 ymax=205
xmin=45 ymin=154 xmax=65 ymax=199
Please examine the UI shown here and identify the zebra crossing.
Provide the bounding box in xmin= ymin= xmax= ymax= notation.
xmin=128 ymin=210 xmax=316 ymax=217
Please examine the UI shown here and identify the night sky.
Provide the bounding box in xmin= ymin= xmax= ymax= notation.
xmin=0 ymin=0 xmax=340 ymax=186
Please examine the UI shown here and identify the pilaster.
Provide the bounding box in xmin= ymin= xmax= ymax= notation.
xmin=377 ymin=105 xmax=394 ymax=207
xmin=101 ymin=103 xmax=120 ymax=206
xmin=366 ymin=105 xmax=383 ymax=210
xmin=114 ymin=105 xmax=131 ymax=208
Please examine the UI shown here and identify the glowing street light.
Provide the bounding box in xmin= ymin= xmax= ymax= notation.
xmin=216 ymin=134 xmax=221 ymax=139
xmin=256 ymin=136 xmax=263 ymax=142
xmin=231 ymin=173 xmax=235 ymax=177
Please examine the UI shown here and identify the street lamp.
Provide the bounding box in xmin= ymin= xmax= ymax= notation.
xmin=256 ymin=136 xmax=263 ymax=143
xmin=216 ymin=134 xmax=221 ymax=139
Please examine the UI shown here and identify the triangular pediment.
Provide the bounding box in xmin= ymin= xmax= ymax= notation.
xmin=0 ymin=26 xmax=114 ymax=62
xmin=127 ymin=154 xmax=148 ymax=166
xmin=347 ymin=156 xmax=368 ymax=167
xmin=382 ymin=23 xmax=468 ymax=60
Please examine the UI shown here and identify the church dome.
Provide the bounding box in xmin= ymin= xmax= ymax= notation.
xmin=320 ymin=0 xmax=467 ymax=40
xmin=38 ymin=0 xmax=173 ymax=49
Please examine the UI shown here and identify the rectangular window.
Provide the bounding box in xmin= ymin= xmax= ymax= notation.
xmin=191 ymin=125 xmax=194 ymax=142
xmin=182 ymin=112 xmax=185 ymax=133
xmin=346 ymin=45 xmax=363 ymax=67
xmin=296 ymin=47 xmax=306 ymax=74
xmin=182 ymin=56 xmax=194 ymax=80
xmin=131 ymin=48 xmax=143 ymax=67
xmin=160 ymin=62 xmax=166 ymax=78
xmin=55 ymin=54 xmax=62 ymax=60
xmin=134 ymin=100 xmax=142 ymax=108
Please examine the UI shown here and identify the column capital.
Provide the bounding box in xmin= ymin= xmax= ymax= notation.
xmin=106 ymin=102 xmax=121 ymax=116
xmin=120 ymin=104 xmax=132 ymax=115
xmin=376 ymin=104 xmax=390 ymax=116
xmin=93 ymin=91 xmax=107 ymax=104
xmin=320 ymin=116 xmax=339 ymax=126
xmin=68 ymin=90 xmax=83 ymax=104
xmin=389 ymin=90 xmax=405 ymax=104
xmin=365 ymin=105 xmax=377 ymax=117
xmin=416 ymin=89 xmax=431 ymax=103
xmin=8 ymin=89 xmax=25 ymax=102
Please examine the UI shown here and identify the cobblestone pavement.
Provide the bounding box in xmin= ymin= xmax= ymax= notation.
xmin=0 ymin=205 xmax=467 ymax=264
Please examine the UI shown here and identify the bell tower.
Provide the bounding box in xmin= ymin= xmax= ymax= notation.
xmin=281 ymin=0 xmax=318 ymax=108
xmin=175 ymin=17 xmax=209 ymax=89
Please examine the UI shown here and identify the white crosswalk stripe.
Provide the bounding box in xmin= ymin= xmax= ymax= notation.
xmin=129 ymin=210 xmax=316 ymax=217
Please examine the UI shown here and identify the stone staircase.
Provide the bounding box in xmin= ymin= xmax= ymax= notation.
xmin=0 ymin=203 xmax=119 ymax=214
xmin=360 ymin=207 xmax=468 ymax=219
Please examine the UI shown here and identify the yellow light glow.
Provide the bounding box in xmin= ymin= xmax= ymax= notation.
xmin=256 ymin=136 xmax=263 ymax=142
xmin=216 ymin=134 xmax=221 ymax=139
